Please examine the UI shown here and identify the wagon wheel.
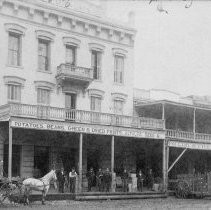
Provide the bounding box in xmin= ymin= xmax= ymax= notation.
xmin=0 ymin=182 xmax=12 ymax=204
xmin=175 ymin=180 xmax=191 ymax=199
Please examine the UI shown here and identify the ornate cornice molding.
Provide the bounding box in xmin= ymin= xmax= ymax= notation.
xmin=88 ymin=88 xmax=105 ymax=98
xmin=34 ymin=81 xmax=55 ymax=90
xmin=4 ymin=22 xmax=27 ymax=35
xmin=63 ymin=36 xmax=81 ymax=47
xmin=0 ymin=0 xmax=135 ymax=47
xmin=111 ymin=92 xmax=128 ymax=101
xmin=4 ymin=76 xmax=26 ymax=86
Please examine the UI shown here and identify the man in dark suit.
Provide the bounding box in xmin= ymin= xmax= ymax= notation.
xmin=57 ymin=167 xmax=66 ymax=193
xmin=86 ymin=167 xmax=95 ymax=192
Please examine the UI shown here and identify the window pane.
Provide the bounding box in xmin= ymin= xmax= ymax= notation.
xmin=37 ymin=88 xmax=50 ymax=105
xmin=8 ymin=33 xmax=20 ymax=66
xmin=66 ymin=45 xmax=76 ymax=65
xmin=91 ymin=51 xmax=101 ymax=80
xmin=114 ymin=100 xmax=123 ymax=114
xmin=8 ymin=85 xmax=21 ymax=102
xmin=90 ymin=96 xmax=101 ymax=112
xmin=38 ymin=40 xmax=49 ymax=71
xmin=114 ymin=55 xmax=124 ymax=83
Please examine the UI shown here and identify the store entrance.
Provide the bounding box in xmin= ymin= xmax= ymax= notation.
xmin=59 ymin=149 xmax=76 ymax=174
xmin=34 ymin=146 xmax=50 ymax=177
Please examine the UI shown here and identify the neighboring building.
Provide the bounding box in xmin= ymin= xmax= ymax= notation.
xmin=0 ymin=0 xmax=165 ymax=194
xmin=134 ymin=88 xmax=211 ymax=185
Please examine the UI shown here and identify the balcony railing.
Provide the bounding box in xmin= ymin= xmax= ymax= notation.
xmin=0 ymin=103 xmax=165 ymax=130
xmin=166 ymin=129 xmax=211 ymax=142
xmin=56 ymin=63 xmax=93 ymax=82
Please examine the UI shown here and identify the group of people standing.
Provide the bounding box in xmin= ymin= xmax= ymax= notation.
xmin=57 ymin=167 xmax=112 ymax=193
xmin=57 ymin=167 xmax=154 ymax=193
xmin=121 ymin=168 xmax=154 ymax=192
xmin=57 ymin=167 xmax=77 ymax=193
xmin=86 ymin=167 xmax=112 ymax=192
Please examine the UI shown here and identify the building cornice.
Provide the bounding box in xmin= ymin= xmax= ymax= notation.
xmin=0 ymin=0 xmax=136 ymax=47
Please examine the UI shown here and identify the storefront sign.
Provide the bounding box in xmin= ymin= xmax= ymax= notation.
xmin=168 ymin=140 xmax=211 ymax=150
xmin=10 ymin=119 xmax=165 ymax=139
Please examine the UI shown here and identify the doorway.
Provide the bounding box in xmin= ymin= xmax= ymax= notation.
xmin=65 ymin=93 xmax=77 ymax=120
xmin=34 ymin=146 xmax=50 ymax=177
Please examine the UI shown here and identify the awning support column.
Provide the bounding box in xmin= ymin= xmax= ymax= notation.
xmin=162 ymin=139 xmax=167 ymax=192
xmin=111 ymin=135 xmax=115 ymax=192
xmin=78 ymin=133 xmax=83 ymax=193
xmin=193 ymin=108 xmax=196 ymax=139
xmin=8 ymin=122 xmax=12 ymax=180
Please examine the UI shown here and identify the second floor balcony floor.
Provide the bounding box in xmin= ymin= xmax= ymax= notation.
xmin=56 ymin=63 xmax=94 ymax=89
xmin=0 ymin=103 xmax=165 ymax=131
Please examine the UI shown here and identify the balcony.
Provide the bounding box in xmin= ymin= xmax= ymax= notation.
xmin=56 ymin=63 xmax=94 ymax=88
xmin=166 ymin=129 xmax=211 ymax=142
xmin=0 ymin=103 xmax=165 ymax=130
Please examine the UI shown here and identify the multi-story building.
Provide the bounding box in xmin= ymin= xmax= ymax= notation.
xmin=0 ymin=0 xmax=165 ymax=194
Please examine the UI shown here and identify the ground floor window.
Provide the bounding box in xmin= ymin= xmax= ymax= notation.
xmin=3 ymin=144 xmax=21 ymax=177
xmin=34 ymin=146 xmax=50 ymax=178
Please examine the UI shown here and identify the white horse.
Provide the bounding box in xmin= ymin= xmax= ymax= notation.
xmin=23 ymin=170 xmax=57 ymax=205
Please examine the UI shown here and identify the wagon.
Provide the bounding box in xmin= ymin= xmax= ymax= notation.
xmin=169 ymin=173 xmax=211 ymax=198
xmin=0 ymin=177 xmax=25 ymax=205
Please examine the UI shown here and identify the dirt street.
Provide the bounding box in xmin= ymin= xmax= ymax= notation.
xmin=1 ymin=197 xmax=211 ymax=210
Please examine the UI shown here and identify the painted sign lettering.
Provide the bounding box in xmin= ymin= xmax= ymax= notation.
xmin=10 ymin=119 xmax=165 ymax=139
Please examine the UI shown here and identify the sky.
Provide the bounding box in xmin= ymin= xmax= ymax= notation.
xmin=105 ymin=0 xmax=211 ymax=97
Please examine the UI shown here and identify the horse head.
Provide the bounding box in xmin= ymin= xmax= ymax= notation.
xmin=52 ymin=169 xmax=57 ymax=181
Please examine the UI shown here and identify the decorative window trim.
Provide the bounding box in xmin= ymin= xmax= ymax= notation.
xmin=4 ymin=76 xmax=25 ymax=87
xmin=111 ymin=92 xmax=127 ymax=102
xmin=63 ymin=37 xmax=81 ymax=48
xmin=35 ymin=30 xmax=55 ymax=42
xmin=88 ymin=89 xmax=105 ymax=99
xmin=89 ymin=43 xmax=105 ymax=53
xmin=34 ymin=81 xmax=55 ymax=91
xmin=112 ymin=48 xmax=128 ymax=58
xmin=62 ymin=86 xmax=79 ymax=94
xmin=4 ymin=23 xmax=26 ymax=35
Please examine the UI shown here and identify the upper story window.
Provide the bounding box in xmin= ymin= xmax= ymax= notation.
xmin=66 ymin=45 xmax=76 ymax=65
xmin=4 ymin=76 xmax=26 ymax=103
xmin=36 ymin=30 xmax=55 ymax=72
xmin=88 ymin=89 xmax=105 ymax=112
xmin=5 ymin=23 xmax=26 ymax=67
xmin=111 ymin=92 xmax=127 ymax=115
xmin=89 ymin=43 xmax=105 ymax=81
xmin=113 ymin=99 xmax=124 ymax=115
xmin=112 ymin=48 xmax=127 ymax=85
xmin=8 ymin=84 xmax=21 ymax=103
xmin=37 ymin=88 xmax=50 ymax=105
xmin=63 ymin=37 xmax=80 ymax=66
xmin=38 ymin=39 xmax=50 ymax=71
xmin=91 ymin=50 xmax=102 ymax=80
xmin=114 ymin=55 xmax=124 ymax=84
xmin=8 ymin=33 xmax=21 ymax=66
xmin=90 ymin=96 xmax=101 ymax=112
xmin=34 ymin=81 xmax=55 ymax=106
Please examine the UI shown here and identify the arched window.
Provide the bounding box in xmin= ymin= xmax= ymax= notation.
xmin=89 ymin=43 xmax=105 ymax=80
xmin=4 ymin=76 xmax=26 ymax=103
xmin=63 ymin=37 xmax=81 ymax=65
xmin=88 ymin=89 xmax=105 ymax=112
xmin=36 ymin=30 xmax=55 ymax=72
xmin=5 ymin=23 xmax=26 ymax=67
xmin=112 ymin=48 xmax=127 ymax=84
xmin=34 ymin=81 xmax=55 ymax=105
xmin=111 ymin=92 xmax=127 ymax=114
